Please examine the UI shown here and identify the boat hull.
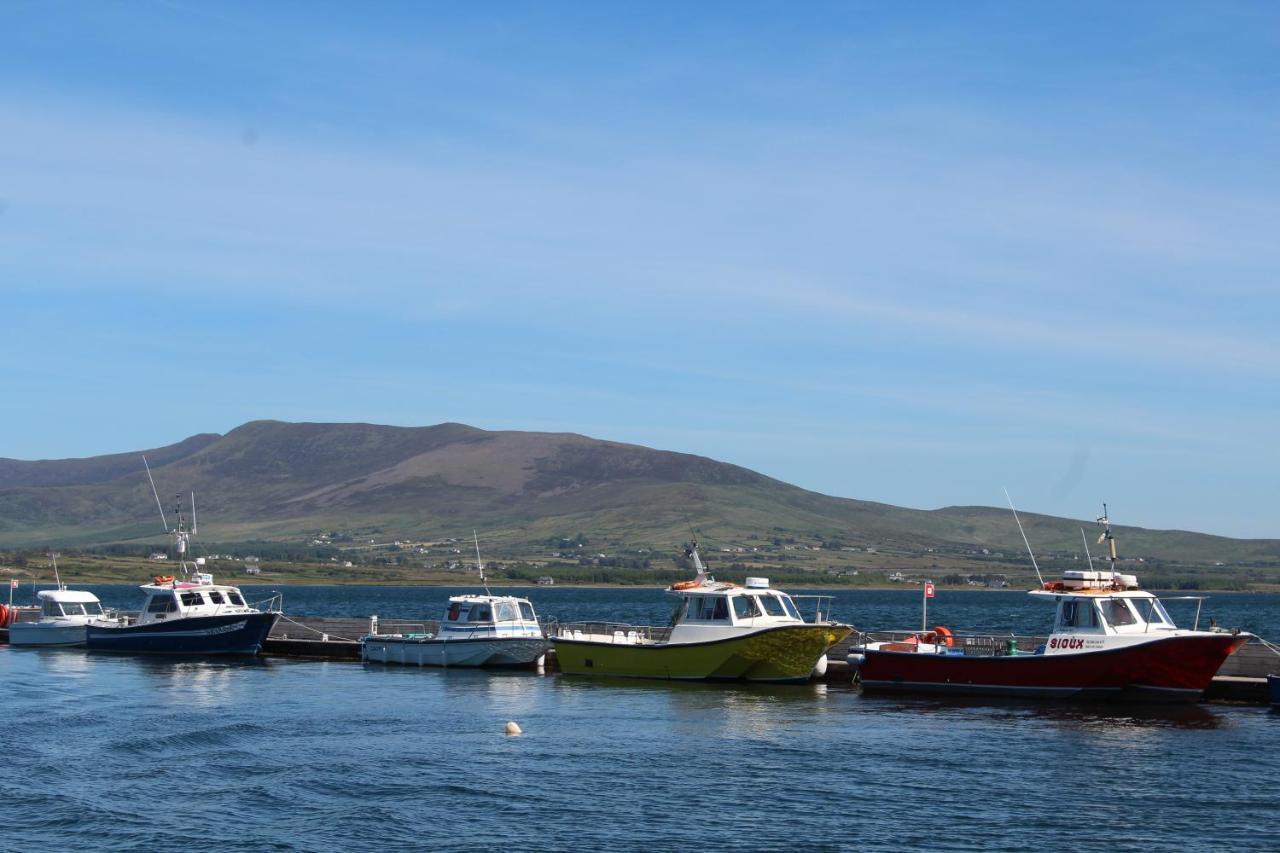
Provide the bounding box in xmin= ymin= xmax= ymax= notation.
xmin=85 ymin=612 xmax=280 ymax=656
xmin=553 ymin=624 xmax=851 ymax=683
xmin=8 ymin=623 xmax=89 ymax=648
xmin=860 ymin=633 xmax=1249 ymax=702
xmin=363 ymin=636 xmax=550 ymax=668
xmin=1269 ymin=674 xmax=1280 ymax=708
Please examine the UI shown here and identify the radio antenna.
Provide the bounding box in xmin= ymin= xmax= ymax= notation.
xmin=1079 ymin=527 xmax=1095 ymax=572
xmin=142 ymin=456 xmax=170 ymax=532
xmin=1003 ymin=488 xmax=1045 ymax=588
xmin=473 ymin=530 xmax=491 ymax=596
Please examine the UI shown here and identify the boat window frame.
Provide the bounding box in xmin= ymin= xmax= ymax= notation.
xmin=518 ymin=601 xmax=536 ymax=622
xmin=731 ymin=595 xmax=762 ymax=621
xmin=495 ymin=601 xmax=518 ymax=623
xmin=146 ymin=593 xmax=178 ymax=614
xmin=757 ymin=594 xmax=787 ymax=617
xmin=42 ymin=599 xmax=65 ymax=618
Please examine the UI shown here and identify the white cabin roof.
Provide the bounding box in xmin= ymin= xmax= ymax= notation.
xmin=36 ymin=589 xmax=102 ymax=604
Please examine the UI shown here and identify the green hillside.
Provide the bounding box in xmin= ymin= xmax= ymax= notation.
xmin=0 ymin=421 xmax=1276 ymax=587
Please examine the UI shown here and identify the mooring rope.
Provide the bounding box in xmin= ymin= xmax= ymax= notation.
xmin=273 ymin=612 xmax=361 ymax=643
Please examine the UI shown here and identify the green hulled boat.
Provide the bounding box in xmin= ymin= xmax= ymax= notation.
xmin=552 ymin=544 xmax=851 ymax=683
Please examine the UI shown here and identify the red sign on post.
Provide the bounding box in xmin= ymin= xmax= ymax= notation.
xmin=924 ymin=582 xmax=935 ymax=599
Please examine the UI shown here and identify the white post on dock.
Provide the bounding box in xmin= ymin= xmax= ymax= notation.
xmin=922 ymin=583 xmax=927 ymax=633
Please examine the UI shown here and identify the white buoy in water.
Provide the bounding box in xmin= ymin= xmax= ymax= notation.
xmin=505 ymin=721 xmax=523 ymax=736
xmin=811 ymin=655 xmax=829 ymax=678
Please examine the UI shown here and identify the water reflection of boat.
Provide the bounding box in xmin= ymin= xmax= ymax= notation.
xmin=853 ymin=509 xmax=1249 ymax=702
xmin=362 ymin=534 xmax=550 ymax=668
xmin=552 ymin=543 xmax=851 ymax=684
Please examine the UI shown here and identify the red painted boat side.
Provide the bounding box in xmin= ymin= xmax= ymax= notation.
xmin=860 ymin=634 xmax=1249 ymax=701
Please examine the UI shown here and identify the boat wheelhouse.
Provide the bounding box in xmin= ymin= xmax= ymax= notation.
xmin=363 ymin=592 xmax=550 ymax=668
xmin=552 ymin=543 xmax=851 ymax=683
xmin=853 ymin=509 xmax=1250 ymax=702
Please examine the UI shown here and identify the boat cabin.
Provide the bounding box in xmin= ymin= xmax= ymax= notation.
xmin=1031 ymin=570 xmax=1192 ymax=653
xmin=37 ymin=589 xmax=108 ymax=621
xmin=439 ymin=594 xmax=543 ymax=638
xmin=668 ymin=577 xmax=805 ymax=642
xmin=138 ymin=573 xmax=258 ymax=625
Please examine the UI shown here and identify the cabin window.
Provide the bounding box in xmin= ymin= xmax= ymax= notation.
xmin=41 ymin=600 xmax=63 ymax=617
xmin=690 ymin=597 xmax=728 ymax=621
xmin=758 ymin=595 xmax=786 ymax=617
xmin=495 ymin=602 xmax=518 ymax=622
xmin=62 ymin=603 xmax=88 ymax=616
xmin=518 ymin=602 xmax=536 ymax=621
xmin=1060 ymin=600 xmax=1098 ymax=629
xmin=1102 ymin=599 xmax=1137 ymax=626
xmin=147 ymin=594 xmax=177 ymax=614
xmin=207 ymin=591 xmax=226 ymax=605
xmin=180 ymin=592 xmax=206 ymax=607
xmin=732 ymin=596 xmax=762 ymax=619
xmin=468 ymin=605 xmax=492 ymax=623
xmin=447 ymin=604 xmax=462 ymax=621
xmin=1146 ymin=599 xmax=1172 ymax=625
xmin=227 ymin=592 xmax=246 ymax=606
xmin=779 ymin=595 xmax=801 ymax=620
xmin=83 ymin=602 xmax=104 ymax=616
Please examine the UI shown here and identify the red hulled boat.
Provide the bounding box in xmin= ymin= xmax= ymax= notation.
xmin=852 ymin=508 xmax=1251 ymax=702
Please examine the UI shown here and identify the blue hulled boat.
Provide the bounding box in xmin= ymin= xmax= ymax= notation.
xmin=86 ymin=576 xmax=279 ymax=655
xmin=86 ymin=468 xmax=281 ymax=656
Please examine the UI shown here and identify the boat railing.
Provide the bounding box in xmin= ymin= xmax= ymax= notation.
xmin=254 ymin=592 xmax=285 ymax=614
xmin=856 ymin=630 xmax=1050 ymax=657
xmin=553 ymin=621 xmax=668 ymax=644
xmin=792 ymin=595 xmax=838 ymax=624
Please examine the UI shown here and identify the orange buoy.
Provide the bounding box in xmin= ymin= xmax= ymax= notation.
xmin=933 ymin=625 xmax=954 ymax=648
xmin=0 ymin=604 xmax=10 ymax=627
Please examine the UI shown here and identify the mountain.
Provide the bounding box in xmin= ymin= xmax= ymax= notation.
xmin=0 ymin=420 xmax=1276 ymax=568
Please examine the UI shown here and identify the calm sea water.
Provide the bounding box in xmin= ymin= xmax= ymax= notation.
xmin=2 ymin=586 xmax=1277 ymax=851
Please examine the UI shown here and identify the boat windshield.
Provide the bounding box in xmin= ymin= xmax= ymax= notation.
xmin=41 ymin=600 xmax=64 ymax=617
xmin=468 ymin=604 xmax=493 ymax=623
xmin=519 ymin=602 xmax=536 ymax=621
xmin=227 ymin=592 xmax=246 ymax=607
xmin=83 ymin=602 xmax=104 ymax=616
xmin=495 ymin=601 xmax=518 ymax=622
xmin=757 ymin=594 xmax=787 ymax=617
xmin=778 ymin=594 xmax=801 ymax=620
xmin=60 ymin=603 xmax=90 ymax=616
xmin=732 ymin=596 xmax=762 ymax=619
xmin=1099 ymin=598 xmax=1139 ymax=627
xmin=1059 ymin=599 xmax=1100 ymax=629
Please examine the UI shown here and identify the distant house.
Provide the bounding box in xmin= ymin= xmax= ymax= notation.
xmin=537 ymin=576 xmax=555 ymax=586
xmin=149 ymin=552 xmax=168 ymax=561
xmin=244 ymin=566 xmax=261 ymax=576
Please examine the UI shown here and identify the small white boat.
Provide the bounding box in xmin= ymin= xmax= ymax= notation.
xmin=362 ymin=532 xmax=550 ymax=668
xmin=363 ymin=593 xmax=550 ymax=667
xmin=9 ymin=588 xmax=125 ymax=648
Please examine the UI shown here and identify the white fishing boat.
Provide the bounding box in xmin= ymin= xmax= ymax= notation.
xmin=362 ymin=533 xmax=550 ymax=668
xmin=8 ymin=555 xmax=126 ymax=648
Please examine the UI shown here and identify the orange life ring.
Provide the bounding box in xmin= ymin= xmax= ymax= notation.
xmin=932 ymin=625 xmax=954 ymax=648
xmin=153 ymin=575 xmax=175 ymax=585
xmin=0 ymin=604 xmax=9 ymax=626
xmin=671 ymin=580 xmax=700 ymax=591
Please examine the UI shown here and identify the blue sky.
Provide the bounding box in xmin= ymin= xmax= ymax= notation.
xmin=1 ymin=2 xmax=1277 ymax=537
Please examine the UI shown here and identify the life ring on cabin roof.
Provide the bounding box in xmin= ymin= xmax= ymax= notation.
xmin=932 ymin=625 xmax=954 ymax=648
xmin=671 ymin=580 xmax=700 ymax=591
xmin=153 ymin=575 xmax=175 ymax=585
